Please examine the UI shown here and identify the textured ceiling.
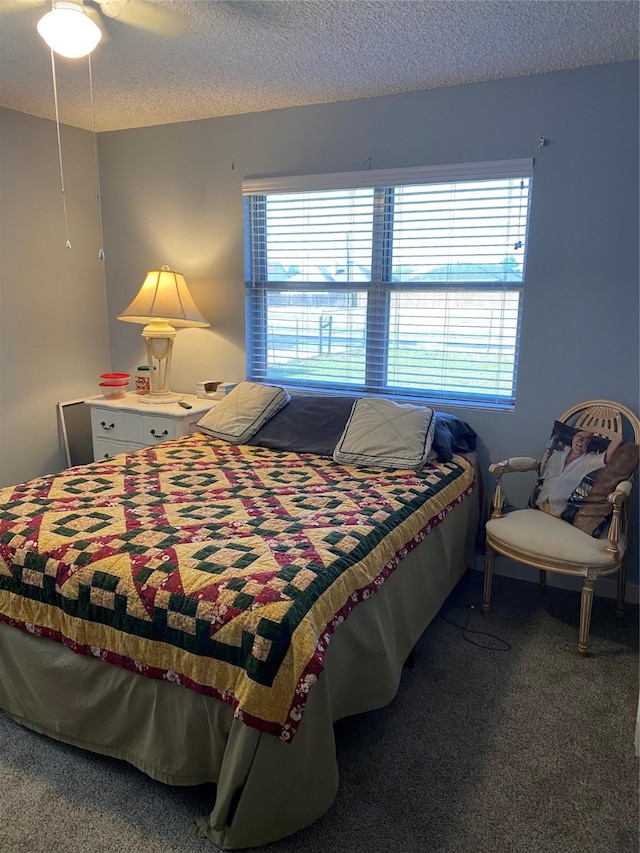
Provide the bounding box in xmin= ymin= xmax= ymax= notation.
xmin=0 ymin=0 xmax=638 ymax=132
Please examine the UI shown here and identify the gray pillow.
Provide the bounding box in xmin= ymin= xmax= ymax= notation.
xmin=333 ymin=397 xmax=436 ymax=470
xmin=196 ymin=380 xmax=290 ymax=444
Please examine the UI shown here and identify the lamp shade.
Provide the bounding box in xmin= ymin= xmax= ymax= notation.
xmin=118 ymin=267 xmax=210 ymax=329
xmin=37 ymin=1 xmax=102 ymax=59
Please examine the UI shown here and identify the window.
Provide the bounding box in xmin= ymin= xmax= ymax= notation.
xmin=243 ymin=159 xmax=533 ymax=410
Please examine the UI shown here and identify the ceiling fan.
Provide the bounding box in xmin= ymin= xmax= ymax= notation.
xmin=0 ymin=0 xmax=186 ymax=56
xmin=0 ymin=0 xmax=186 ymax=256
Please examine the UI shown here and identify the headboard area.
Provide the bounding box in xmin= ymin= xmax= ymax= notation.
xmin=246 ymin=393 xmax=476 ymax=462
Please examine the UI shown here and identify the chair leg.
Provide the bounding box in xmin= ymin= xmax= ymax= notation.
xmin=616 ymin=561 xmax=626 ymax=618
xmin=578 ymin=577 xmax=595 ymax=656
xmin=539 ymin=569 xmax=547 ymax=590
xmin=482 ymin=547 xmax=495 ymax=614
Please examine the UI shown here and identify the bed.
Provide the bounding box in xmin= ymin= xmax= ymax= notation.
xmin=0 ymin=389 xmax=481 ymax=849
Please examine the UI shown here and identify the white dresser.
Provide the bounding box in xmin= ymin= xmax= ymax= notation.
xmin=86 ymin=394 xmax=215 ymax=461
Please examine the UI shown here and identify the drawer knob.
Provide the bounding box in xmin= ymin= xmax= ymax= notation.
xmin=150 ymin=429 xmax=169 ymax=439
xmin=100 ymin=421 xmax=115 ymax=431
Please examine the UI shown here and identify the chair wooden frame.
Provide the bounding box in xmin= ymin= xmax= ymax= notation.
xmin=482 ymin=400 xmax=640 ymax=655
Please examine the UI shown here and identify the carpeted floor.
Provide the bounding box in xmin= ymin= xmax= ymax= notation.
xmin=1 ymin=572 xmax=638 ymax=853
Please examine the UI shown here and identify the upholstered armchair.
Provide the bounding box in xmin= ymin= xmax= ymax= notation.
xmin=482 ymin=400 xmax=640 ymax=655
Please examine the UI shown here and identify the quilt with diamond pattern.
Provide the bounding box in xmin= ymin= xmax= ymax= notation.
xmin=0 ymin=432 xmax=475 ymax=741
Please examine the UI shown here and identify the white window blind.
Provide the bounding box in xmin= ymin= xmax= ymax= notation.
xmin=243 ymin=159 xmax=533 ymax=409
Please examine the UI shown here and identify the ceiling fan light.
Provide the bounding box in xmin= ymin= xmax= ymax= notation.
xmin=37 ymin=2 xmax=102 ymax=59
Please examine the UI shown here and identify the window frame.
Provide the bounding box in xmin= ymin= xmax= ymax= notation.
xmin=243 ymin=159 xmax=533 ymax=411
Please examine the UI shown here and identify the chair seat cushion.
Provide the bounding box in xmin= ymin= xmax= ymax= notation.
xmin=486 ymin=509 xmax=626 ymax=569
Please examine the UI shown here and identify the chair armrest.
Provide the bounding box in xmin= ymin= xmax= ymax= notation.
xmin=488 ymin=457 xmax=540 ymax=519
xmin=609 ymin=480 xmax=633 ymax=501
xmin=489 ymin=456 xmax=540 ymax=476
xmin=605 ymin=480 xmax=633 ymax=557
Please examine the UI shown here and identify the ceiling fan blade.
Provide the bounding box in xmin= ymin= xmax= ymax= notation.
xmin=85 ymin=4 xmax=109 ymax=44
xmin=97 ymin=0 xmax=186 ymax=36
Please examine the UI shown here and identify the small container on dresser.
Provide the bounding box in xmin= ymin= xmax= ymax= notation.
xmin=134 ymin=365 xmax=151 ymax=395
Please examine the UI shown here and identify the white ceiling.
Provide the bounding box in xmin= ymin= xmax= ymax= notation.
xmin=0 ymin=0 xmax=638 ymax=132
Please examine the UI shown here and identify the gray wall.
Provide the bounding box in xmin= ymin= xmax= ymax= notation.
xmin=0 ymin=108 xmax=111 ymax=486
xmin=97 ymin=61 xmax=639 ymax=585
xmin=2 ymin=61 xmax=637 ymax=591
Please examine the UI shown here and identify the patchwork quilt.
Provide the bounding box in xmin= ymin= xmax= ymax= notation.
xmin=0 ymin=433 xmax=475 ymax=741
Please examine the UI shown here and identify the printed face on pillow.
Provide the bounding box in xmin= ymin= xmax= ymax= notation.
xmin=571 ymin=431 xmax=590 ymax=453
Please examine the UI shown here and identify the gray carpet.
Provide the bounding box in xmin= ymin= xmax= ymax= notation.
xmin=1 ymin=572 xmax=638 ymax=853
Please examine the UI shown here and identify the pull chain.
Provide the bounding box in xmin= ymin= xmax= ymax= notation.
xmin=88 ymin=54 xmax=105 ymax=260
xmin=50 ymin=49 xmax=72 ymax=249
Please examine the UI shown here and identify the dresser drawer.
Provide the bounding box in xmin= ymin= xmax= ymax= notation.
xmin=91 ymin=408 xmax=141 ymax=443
xmin=139 ymin=414 xmax=177 ymax=445
xmin=93 ymin=438 xmax=135 ymax=461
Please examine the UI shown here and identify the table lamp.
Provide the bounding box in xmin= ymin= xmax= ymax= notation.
xmin=118 ymin=265 xmax=210 ymax=404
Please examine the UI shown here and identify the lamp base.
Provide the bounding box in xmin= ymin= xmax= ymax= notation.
xmin=138 ymin=391 xmax=183 ymax=405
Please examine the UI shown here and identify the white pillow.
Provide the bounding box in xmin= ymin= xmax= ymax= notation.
xmin=196 ymin=381 xmax=290 ymax=444
xmin=333 ymin=397 xmax=436 ymax=470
